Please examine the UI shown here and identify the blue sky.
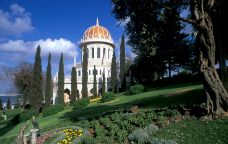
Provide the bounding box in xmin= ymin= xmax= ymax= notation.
xmin=0 ymin=0 xmax=126 ymax=93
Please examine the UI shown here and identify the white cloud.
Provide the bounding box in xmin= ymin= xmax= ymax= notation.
xmin=35 ymin=38 xmax=77 ymax=57
xmin=0 ymin=3 xmax=34 ymax=37
xmin=0 ymin=38 xmax=77 ymax=58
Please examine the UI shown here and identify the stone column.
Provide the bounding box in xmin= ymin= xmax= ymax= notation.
xmin=30 ymin=129 xmax=39 ymax=144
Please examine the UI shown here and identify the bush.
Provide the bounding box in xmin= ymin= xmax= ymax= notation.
xmin=128 ymin=124 xmax=176 ymax=144
xmin=42 ymin=105 xmax=65 ymax=117
xmin=129 ymin=84 xmax=144 ymax=95
xmin=101 ymin=92 xmax=115 ymax=103
xmin=19 ymin=109 xmax=39 ymax=122
xmin=73 ymin=98 xmax=90 ymax=110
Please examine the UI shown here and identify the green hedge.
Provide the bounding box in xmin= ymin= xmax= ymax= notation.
xmin=101 ymin=92 xmax=115 ymax=103
xmin=42 ymin=105 xmax=65 ymax=117
xmin=73 ymin=98 xmax=90 ymax=110
xmin=19 ymin=109 xmax=39 ymax=122
xmin=129 ymin=84 xmax=144 ymax=95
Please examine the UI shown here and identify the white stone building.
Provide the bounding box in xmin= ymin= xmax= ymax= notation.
xmin=53 ymin=19 xmax=115 ymax=104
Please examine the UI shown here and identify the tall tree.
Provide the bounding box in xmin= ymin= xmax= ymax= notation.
xmin=45 ymin=53 xmax=52 ymax=106
xmin=0 ymin=98 xmax=3 ymax=110
xmin=112 ymin=0 xmax=228 ymax=115
xmin=111 ymin=50 xmax=117 ymax=93
xmin=57 ymin=53 xmax=65 ymax=104
xmin=82 ymin=46 xmax=88 ymax=98
xmin=71 ymin=66 xmax=77 ymax=103
xmin=119 ymin=34 xmax=126 ymax=90
xmin=102 ymin=70 xmax=106 ymax=95
xmin=4 ymin=62 xmax=33 ymax=108
xmin=212 ymin=0 xmax=228 ymax=90
xmin=6 ymin=98 xmax=10 ymax=109
xmin=31 ymin=46 xmax=43 ymax=109
xmin=188 ymin=0 xmax=228 ymax=115
xmin=93 ymin=65 xmax=98 ymax=97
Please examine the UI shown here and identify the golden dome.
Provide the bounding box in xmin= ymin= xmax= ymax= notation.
xmin=81 ymin=19 xmax=113 ymax=44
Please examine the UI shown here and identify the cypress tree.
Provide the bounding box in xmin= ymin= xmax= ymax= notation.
xmin=93 ymin=65 xmax=98 ymax=97
xmin=111 ymin=50 xmax=117 ymax=93
xmin=119 ymin=34 xmax=126 ymax=91
xmin=31 ymin=46 xmax=43 ymax=109
xmin=57 ymin=53 xmax=65 ymax=104
xmin=45 ymin=53 xmax=52 ymax=106
xmin=82 ymin=47 xmax=88 ymax=98
xmin=0 ymin=98 xmax=3 ymax=110
xmin=6 ymin=98 xmax=10 ymax=109
xmin=71 ymin=66 xmax=77 ymax=103
xmin=102 ymin=70 xmax=106 ymax=95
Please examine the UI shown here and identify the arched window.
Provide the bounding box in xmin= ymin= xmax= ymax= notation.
xmin=97 ymin=47 xmax=100 ymax=58
xmin=103 ymin=48 xmax=106 ymax=57
xmin=100 ymin=70 xmax=101 ymax=75
xmin=89 ymin=70 xmax=91 ymax=75
xmin=78 ymin=70 xmax=81 ymax=76
xmin=108 ymin=49 xmax=110 ymax=59
xmin=92 ymin=47 xmax=94 ymax=58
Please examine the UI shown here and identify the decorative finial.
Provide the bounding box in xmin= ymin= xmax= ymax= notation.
xmin=96 ymin=18 xmax=99 ymax=26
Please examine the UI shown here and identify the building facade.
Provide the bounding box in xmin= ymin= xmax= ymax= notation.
xmin=53 ymin=19 xmax=115 ymax=103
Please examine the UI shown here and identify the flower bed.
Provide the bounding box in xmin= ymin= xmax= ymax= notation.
xmin=43 ymin=126 xmax=89 ymax=144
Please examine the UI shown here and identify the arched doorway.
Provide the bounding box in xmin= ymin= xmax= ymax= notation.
xmin=64 ymin=88 xmax=71 ymax=104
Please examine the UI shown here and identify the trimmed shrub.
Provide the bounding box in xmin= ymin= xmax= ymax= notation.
xmin=101 ymin=92 xmax=115 ymax=103
xmin=73 ymin=98 xmax=90 ymax=110
xmin=19 ymin=109 xmax=39 ymax=122
xmin=42 ymin=105 xmax=65 ymax=117
xmin=129 ymin=84 xmax=144 ymax=95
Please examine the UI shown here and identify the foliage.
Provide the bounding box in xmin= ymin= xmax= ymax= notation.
xmin=102 ymin=70 xmax=106 ymax=95
xmin=19 ymin=109 xmax=39 ymax=122
xmin=30 ymin=46 xmax=43 ymax=109
xmin=57 ymin=53 xmax=65 ymax=104
xmin=45 ymin=53 xmax=52 ymax=106
xmin=111 ymin=50 xmax=117 ymax=93
xmin=101 ymin=92 xmax=115 ymax=103
xmin=119 ymin=34 xmax=126 ymax=91
xmin=5 ymin=62 xmax=33 ymax=108
xmin=129 ymin=84 xmax=144 ymax=95
xmin=128 ymin=124 xmax=176 ymax=144
xmin=93 ymin=65 xmax=98 ymax=97
xmin=71 ymin=66 xmax=78 ymax=103
xmin=82 ymin=47 xmax=88 ymax=98
xmin=112 ymin=0 xmax=192 ymax=84
xmin=0 ymin=98 xmax=3 ymax=110
xmin=6 ymin=98 xmax=10 ymax=109
xmin=72 ymin=98 xmax=90 ymax=110
xmin=42 ymin=105 xmax=65 ymax=117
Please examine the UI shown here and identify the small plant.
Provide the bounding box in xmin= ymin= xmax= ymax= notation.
xmin=101 ymin=92 xmax=115 ymax=103
xmin=128 ymin=124 xmax=176 ymax=144
xmin=72 ymin=98 xmax=90 ymax=110
xmin=42 ymin=105 xmax=65 ymax=117
xmin=129 ymin=84 xmax=144 ymax=95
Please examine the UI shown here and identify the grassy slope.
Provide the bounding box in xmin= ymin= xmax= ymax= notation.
xmin=154 ymin=118 xmax=228 ymax=144
xmin=0 ymin=83 xmax=203 ymax=142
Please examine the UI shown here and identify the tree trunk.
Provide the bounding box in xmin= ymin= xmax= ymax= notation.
xmin=195 ymin=0 xmax=228 ymax=115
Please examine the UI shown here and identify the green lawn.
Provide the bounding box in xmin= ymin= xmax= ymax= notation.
xmin=154 ymin=117 xmax=228 ymax=144
xmin=0 ymin=83 xmax=205 ymax=143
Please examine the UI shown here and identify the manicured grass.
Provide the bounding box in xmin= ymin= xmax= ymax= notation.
xmin=64 ymin=84 xmax=204 ymax=119
xmin=154 ymin=117 xmax=228 ymax=144
xmin=0 ymin=83 xmax=204 ymax=142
